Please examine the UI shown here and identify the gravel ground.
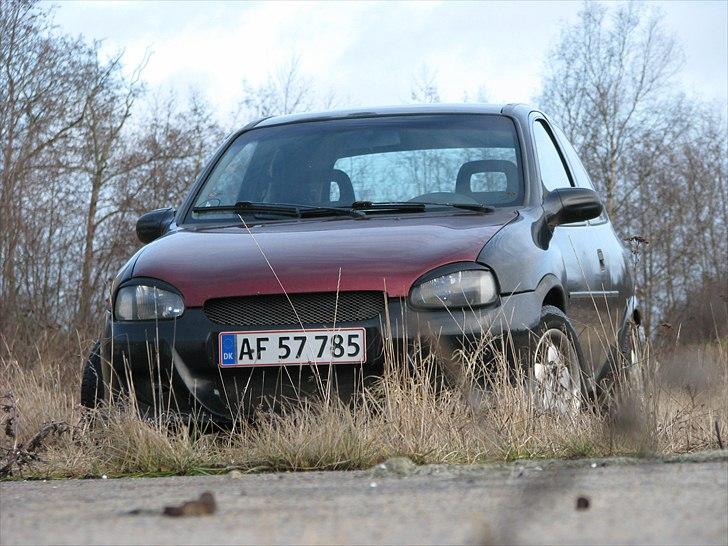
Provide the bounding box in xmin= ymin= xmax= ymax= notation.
xmin=1 ymin=452 xmax=727 ymax=545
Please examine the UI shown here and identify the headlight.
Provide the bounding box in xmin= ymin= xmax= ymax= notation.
xmin=114 ymin=285 xmax=184 ymax=320
xmin=410 ymin=269 xmax=498 ymax=309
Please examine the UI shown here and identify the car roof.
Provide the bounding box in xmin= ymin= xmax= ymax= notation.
xmin=252 ymin=103 xmax=529 ymax=128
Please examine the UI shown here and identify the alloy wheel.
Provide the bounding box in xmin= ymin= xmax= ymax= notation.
xmin=532 ymin=328 xmax=582 ymax=414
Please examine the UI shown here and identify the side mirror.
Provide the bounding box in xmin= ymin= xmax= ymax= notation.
xmin=543 ymin=187 xmax=603 ymax=228
xmin=136 ymin=208 xmax=175 ymax=244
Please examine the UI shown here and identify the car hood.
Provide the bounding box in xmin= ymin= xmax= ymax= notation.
xmin=131 ymin=211 xmax=517 ymax=306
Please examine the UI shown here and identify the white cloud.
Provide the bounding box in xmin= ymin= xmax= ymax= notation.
xmin=51 ymin=0 xmax=727 ymax=120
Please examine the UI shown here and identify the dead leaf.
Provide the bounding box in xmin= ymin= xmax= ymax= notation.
xmin=163 ymin=492 xmax=217 ymax=517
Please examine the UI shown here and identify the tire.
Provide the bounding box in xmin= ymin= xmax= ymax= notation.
xmin=80 ymin=341 xmax=104 ymax=409
xmin=527 ymin=305 xmax=586 ymax=415
xmin=602 ymin=318 xmax=644 ymax=407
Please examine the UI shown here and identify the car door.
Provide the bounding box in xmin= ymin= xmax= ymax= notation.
xmin=551 ymin=124 xmax=630 ymax=347
xmin=531 ymin=116 xmax=610 ymax=382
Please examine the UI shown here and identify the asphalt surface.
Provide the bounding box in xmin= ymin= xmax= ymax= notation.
xmin=1 ymin=453 xmax=727 ymax=545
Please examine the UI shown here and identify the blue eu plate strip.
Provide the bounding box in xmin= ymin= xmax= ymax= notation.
xmin=220 ymin=334 xmax=237 ymax=366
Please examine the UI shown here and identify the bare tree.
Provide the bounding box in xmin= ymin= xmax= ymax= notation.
xmin=0 ymin=0 xmax=95 ymax=331
xmin=0 ymin=1 xmax=225 ymax=336
xmin=462 ymin=85 xmax=489 ymax=103
xmin=75 ymin=89 xmax=224 ymax=325
xmin=410 ymin=65 xmax=488 ymax=104
xmin=539 ymin=2 xmax=727 ymax=336
xmin=626 ymin=104 xmax=728 ymax=334
xmin=74 ymin=50 xmax=149 ymax=325
xmin=538 ymin=2 xmax=682 ymax=218
xmin=236 ymin=56 xmax=315 ymax=120
xmin=410 ymin=64 xmax=441 ymax=104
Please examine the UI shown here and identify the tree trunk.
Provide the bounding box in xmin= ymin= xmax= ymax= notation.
xmin=77 ymin=172 xmax=102 ymax=325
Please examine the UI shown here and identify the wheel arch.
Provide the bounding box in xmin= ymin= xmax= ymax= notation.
xmin=533 ymin=274 xmax=567 ymax=312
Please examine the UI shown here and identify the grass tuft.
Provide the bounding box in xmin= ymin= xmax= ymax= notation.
xmin=1 ymin=331 xmax=726 ymax=479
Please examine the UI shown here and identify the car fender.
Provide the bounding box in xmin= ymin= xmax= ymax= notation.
xmin=110 ymin=244 xmax=149 ymax=296
xmin=477 ymin=209 xmax=568 ymax=296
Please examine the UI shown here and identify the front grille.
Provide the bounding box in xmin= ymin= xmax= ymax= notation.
xmin=203 ymin=291 xmax=386 ymax=326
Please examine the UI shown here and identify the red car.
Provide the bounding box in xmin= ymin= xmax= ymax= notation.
xmin=82 ymin=104 xmax=640 ymax=422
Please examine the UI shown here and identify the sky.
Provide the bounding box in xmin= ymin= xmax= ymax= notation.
xmin=50 ymin=0 xmax=728 ymax=119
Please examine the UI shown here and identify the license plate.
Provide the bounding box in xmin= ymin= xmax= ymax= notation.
xmin=218 ymin=328 xmax=366 ymax=367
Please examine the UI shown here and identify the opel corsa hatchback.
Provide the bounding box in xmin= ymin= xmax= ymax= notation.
xmin=82 ymin=104 xmax=640 ymax=422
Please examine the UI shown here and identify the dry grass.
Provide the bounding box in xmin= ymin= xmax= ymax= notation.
xmin=1 ymin=329 xmax=726 ymax=479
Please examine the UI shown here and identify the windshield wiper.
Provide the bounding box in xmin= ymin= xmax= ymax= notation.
xmin=192 ymin=201 xmax=365 ymax=219
xmin=349 ymin=200 xmax=494 ymax=214
xmin=350 ymin=201 xmax=427 ymax=213
xmin=299 ymin=205 xmax=366 ymax=219
xmin=193 ymin=202 xmax=300 ymax=217
xmin=422 ymin=202 xmax=495 ymax=213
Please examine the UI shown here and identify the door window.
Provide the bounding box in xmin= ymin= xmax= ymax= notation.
xmin=533 ymin=120 xmax=573 ymax=191
xmin=551 ymin=124 xmax=608 ymax=224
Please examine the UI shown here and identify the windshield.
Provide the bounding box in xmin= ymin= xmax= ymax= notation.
xmin=188 ymin=114 xmax=524 ymax=222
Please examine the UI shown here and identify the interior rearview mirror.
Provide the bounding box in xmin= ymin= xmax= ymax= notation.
xmin=543 ymin=187 xmax=603 ymax=228
xmin=136 ymin=208 xmax=175 ymax=244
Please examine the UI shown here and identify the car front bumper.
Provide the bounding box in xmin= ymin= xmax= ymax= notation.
xmin=100 ymin=292 xmax=541 ymax=422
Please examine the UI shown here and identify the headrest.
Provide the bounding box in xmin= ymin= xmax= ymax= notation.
xmin=456 ymin=160 xmax=518 ymax=194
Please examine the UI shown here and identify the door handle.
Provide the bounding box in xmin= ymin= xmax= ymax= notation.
xmin=597 ymin=249 xmax=606 ymax=271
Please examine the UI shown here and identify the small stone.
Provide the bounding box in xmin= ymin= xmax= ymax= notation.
xmin=370 ymin=482 xmax=377 ymax=488
xmin=370 ymin=456 xmax=416 ymax=477
xmin=228 ymin=470 xmax=243 ymax=479
xmin=163 ymin=491 xmax=217 ymax=517
xmin=101 ymin=474 xmax=108 ymax=480
xmin=590 ymin=462 xmax=597 ymax=468
xmin=576 ymin=496 xmax=591 ymax=510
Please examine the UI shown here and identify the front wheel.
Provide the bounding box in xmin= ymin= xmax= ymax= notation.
xmin=80 ymin=341 xmax=104 ymax=408
xmin=528 ymin=306 xmax=585 ymax=415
